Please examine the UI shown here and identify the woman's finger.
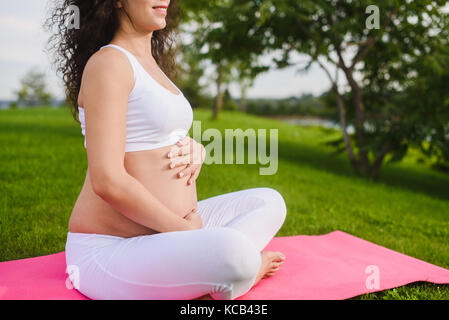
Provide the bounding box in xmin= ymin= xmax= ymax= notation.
xmin=178 ymin=144 xmax=192 ymax=156
xmin=187 ymin=166 xmax=201 ymax=185
xmin=183 ymin=207 xmax=196 ymax=219
xmin=169 ymin=155 xmax=191 ymax=168
xmin=167 ymin=144 xmax=180 ymax=158
xmin=177 ymin=165 xmax=194 ymax=178
xmin=168 ymin=144 xmax=192 ymax=158
xmin=176 ymin=136 xmax=190 ymax=147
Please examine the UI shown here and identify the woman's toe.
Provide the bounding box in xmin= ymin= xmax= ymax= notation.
xmin=274 ymin=252 xmax=286 ymax=262
xmin=271 ymin=265 xmax=281 ymax=272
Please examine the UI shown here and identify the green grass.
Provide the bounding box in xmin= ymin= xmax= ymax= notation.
xmin=0 ymin=106 xmax=448 ymax=299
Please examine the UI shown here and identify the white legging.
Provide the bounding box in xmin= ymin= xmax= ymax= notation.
xmin=65 ymin=187 xmax=287 ymax=300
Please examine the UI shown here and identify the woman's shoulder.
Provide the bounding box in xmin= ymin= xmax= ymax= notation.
xmin=84 ymin=46 xmax=133 ymax=78
xmin=78 ymin=46 xmax=135 ymax=107
xmin=80 ymin=46 xmax=134 ymax=94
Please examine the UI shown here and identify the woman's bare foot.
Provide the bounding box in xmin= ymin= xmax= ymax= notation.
xmin=252 ymin=251 xmax=286 ymax=287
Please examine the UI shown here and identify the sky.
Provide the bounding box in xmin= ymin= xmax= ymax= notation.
xmin=0 ymin=0 xmax=331 ymax=101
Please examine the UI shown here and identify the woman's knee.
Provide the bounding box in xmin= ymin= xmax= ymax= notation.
xmin=256 ymin=187 xmax=287 ymax=224
xmin=213 ymin=227 xmax=261 ymax=282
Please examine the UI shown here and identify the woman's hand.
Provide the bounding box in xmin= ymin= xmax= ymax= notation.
xmin=184 ymin=208 xmax=203 ymax=230
xmin=167 ymin=136 xmax=206 ymax=185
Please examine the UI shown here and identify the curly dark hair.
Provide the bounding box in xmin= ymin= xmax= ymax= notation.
xmin=45 ymin=0 xmax=181 ymax=123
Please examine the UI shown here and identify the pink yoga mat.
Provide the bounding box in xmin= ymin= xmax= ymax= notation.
xmin=1 ymin=230 xmax=448 ymax=300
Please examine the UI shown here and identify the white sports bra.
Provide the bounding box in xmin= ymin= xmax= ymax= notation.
xmin=78 ymin=44 xmax=193 ymax=152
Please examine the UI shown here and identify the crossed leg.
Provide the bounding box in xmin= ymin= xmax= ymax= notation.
xmin=194 ymin=187 xmax=288 ymax=299
xmin=197 ymin=187 xmax=287 ymax=251
xmin=66 ymin=188 xmax=287 ymax=300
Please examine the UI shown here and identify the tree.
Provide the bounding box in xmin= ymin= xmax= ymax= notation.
xmin=406 ymin=48 xmax=449 ymax=172
xmin=177 ymin=40 xmax=211 ymax=109
xmin=180 ymin=0 xmax=270 ymax=119
xmin=212 ymin=0 xmax=449 ymax=179
xmin=15 ymin=69 xmax=53 ymax=107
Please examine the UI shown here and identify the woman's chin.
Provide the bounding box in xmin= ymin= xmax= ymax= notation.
xmin=144 ymin=23 xmax=166 ymax=33
xmin=146 ymin=18 xmax=167 ymax=31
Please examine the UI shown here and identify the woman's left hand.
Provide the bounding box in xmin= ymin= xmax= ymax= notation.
xmin=167 ymin=136 xmax=206 ymax=185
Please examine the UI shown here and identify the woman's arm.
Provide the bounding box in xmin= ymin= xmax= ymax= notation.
xmin=80 ymin=47 xmax=194 ymax=233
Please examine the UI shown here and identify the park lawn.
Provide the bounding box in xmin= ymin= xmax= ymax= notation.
xmin=0 ymin=106 xmax=448 ymax=300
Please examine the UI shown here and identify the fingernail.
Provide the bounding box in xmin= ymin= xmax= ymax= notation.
xmin=168 ymin=153 xmax=172 ymax=158
xmin=179 ymin=172 xmax=184 ymax=177
xmin=170 ymin=163 xmax=174 ymax=168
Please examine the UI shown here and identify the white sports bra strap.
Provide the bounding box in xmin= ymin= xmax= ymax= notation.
xmin=100 ymin=44 xmax=137 ymax=80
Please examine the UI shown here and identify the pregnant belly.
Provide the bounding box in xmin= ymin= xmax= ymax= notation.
xmin=68 ymin=144 xmax=198 ymax=238
xmin=124 ymin=144 xmax=198 ymax=218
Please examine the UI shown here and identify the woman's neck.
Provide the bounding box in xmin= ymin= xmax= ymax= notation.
xmin=111 ymin=29 xmax=154 ymax=58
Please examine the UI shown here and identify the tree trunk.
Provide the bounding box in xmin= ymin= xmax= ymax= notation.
xmin=239 ymin=84 xmax=248 ymax=112
xmin=341 ymin=66 xmax=372 ymax=177
xmin=351 ymin=84 xmax=369 ymax=166
xmin=332 ymin=84 xmax=357 ymax=167
xmin=212 ymin=64 xmax=224 ymax=120
xmin=369 ymin=142 xmax=394 ymax=180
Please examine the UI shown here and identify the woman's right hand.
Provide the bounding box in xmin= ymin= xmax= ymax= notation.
xmin=184 ymin=208 xmax=203 ymax=230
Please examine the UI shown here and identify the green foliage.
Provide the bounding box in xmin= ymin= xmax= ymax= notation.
xmin=15 ymin=69 xmax=53 ymax=107
xmin=181 ymin=1 xmax=449 ymax=174
xmin=181 ymin=0 xmax=270 ymax=118
xmin=222 ymin=88 xmax=239 ymax=111
xmin=177 ymin=41 xmax=211 ymax=109
xmin=251 ymin=0 xmax=449 ymax=178
xmin=244 ymin=94 xmax=337 ymax=118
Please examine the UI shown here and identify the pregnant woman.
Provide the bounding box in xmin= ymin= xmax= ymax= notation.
xmin=48 ymin=0 xmax=287 ymax=300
